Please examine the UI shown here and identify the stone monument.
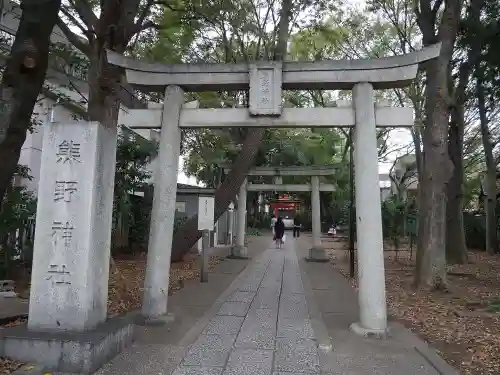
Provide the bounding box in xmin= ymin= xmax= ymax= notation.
xmin=0 ymin=122 xmax=134 ymax=373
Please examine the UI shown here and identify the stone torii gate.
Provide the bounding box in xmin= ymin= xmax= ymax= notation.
xmin=225 ymin=165 xmax=337 ymax=261
xmin=105 ymin=44 xmax=440 ymax=337
xmin=1 ymin=46 xmax=442 ymax=374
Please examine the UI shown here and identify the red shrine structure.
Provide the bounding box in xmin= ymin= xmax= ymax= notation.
xmin=269 ymin=194 xmax=301 ymax=217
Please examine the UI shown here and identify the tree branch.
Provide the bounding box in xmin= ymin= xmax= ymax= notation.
xmin=56 ymin=16 xmax=91 ymax=56
xmin=60 ymin=5 xmax=93 ymax=42
xmin=127 ymin=0 xmax=157 ymax=41
xmin=69 ymin=0 xmax=98 ymax=32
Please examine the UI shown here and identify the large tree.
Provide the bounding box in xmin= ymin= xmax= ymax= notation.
xmin=0 ymin=0 xmax=62 ymax=212
xmin=468 ymin=0 xmax=500 ymax=253
xmin=445 ymin=0 xmax=486 ymax=264
xmin=412 ymin=0 xmax=466 ymax=289
xmin=56 ymin=0 xmax=163 ymax=128
xmin=167 ymin=0 xmax=333 ymax=261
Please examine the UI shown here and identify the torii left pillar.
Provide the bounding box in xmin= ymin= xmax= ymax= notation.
xmin=141 ymin=85 xmax=183 ymax=325
xmin=350 ymin=82 xmax=388 ymax=337
xmin=230 ymin=179 xmax=248 ymax=259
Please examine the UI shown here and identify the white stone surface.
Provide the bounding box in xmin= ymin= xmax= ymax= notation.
xmin=353 ymin=83 xmax=387 ymax=332
xmin=227 ymin=207 xmax=234 ymax=246
xmin=107 ymin=44 xmax=441 ymax=90
xmin=176 ymin=107 xmax=413 ymax=129
xmin=249 ymin=62 xmax=282 ymax=116
xmin=28 ymin=121 xmax=117 ymax=332
xmin=118 ymin=100 xmax=199 ymax=129
xmin=142 ymin=85 xmax=185 ymax=321
xmin=310 ymin=176 xmax=321 ymax=249
xmin=213 ymin=220 xmax=219 ymax=245
xmin=235 ymin=179 xmax=247 ymax=249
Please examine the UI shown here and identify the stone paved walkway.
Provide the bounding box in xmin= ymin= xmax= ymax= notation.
xmin=94 ymin=235 xmax=458 ymax=375
xmin=171 ymin=241 xmax=320 ymax=375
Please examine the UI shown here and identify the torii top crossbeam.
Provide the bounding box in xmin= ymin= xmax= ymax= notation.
xmin=106 ymin=44 xmax=441 ymax=92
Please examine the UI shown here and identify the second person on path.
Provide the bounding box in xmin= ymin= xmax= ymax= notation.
xmin=274 ymin=217 xmax=285 ymax=248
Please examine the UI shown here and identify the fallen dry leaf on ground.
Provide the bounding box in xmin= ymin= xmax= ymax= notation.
xmin=326 ymin=240 xmax=500 ymax=375
xmin=107 ymin=253 xmax=224 ymax=315
xmin=0 ymin=253 xmax=224 ymax=374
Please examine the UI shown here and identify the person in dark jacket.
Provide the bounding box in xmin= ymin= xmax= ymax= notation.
xmin=274 ymin=217 xmax=285 ymax=248
xmin=293 ymin=215 xmax=301 ymax=238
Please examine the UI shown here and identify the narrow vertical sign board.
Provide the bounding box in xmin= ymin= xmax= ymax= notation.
xmin=198 ymin=196 xmax=214 ymax=283
xmin=198 ymin=196 xmax=215 ymax=230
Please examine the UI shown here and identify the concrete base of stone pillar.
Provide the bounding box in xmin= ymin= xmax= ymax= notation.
xmin=227 ymin=245 xmax=249 ymax=259
xmin=305 ymin=247 xmax=329 ymax=263
xmin=0 ymin=314 xmax=135 ymax=374
xmin=135 ymin=312 xmax=175 ymax=326
xmin=349 ymin=322 xmax=389 ymax=340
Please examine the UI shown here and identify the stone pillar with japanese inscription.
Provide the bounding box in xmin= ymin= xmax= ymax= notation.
xmin=28 ymin=121 xmax=117 ymax=332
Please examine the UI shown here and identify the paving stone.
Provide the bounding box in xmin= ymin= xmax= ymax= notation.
xmin=319 ymin=353 xmax=440 ymax=375
xmin=95 ymin=344 xmax=186 ymax=375
xmin=238 ymin=273 xmax=266 ymax=291
xmin=250 ymin=288 xmax=280 ymax=310
xmin=227 ymin=291 xmax=256 ymax=303
xmin=235 ymin=315 xmax=276 ymax=350
xmin=278 ymin=293 xmax=309 ymax=319
xmin=182 ymin=334 xmax=236 ymax=367
xmin=223 ymin=348 xmax=274 ymax=375
xmin=203 ymin=315 xmax=244 ymax=335
xmin=281 ymin=283 xmax=304 ymax=295
xmin=246 ymin=308 xmax=278 ymax=322
xmin=217 ymin=301 xmax=251 ymax=317
xmin=237 ymin=280 xmax=262 ymax=292
xmin=277 ymin=318 xmax=315 ymax=339
xmin=260 ymin=268 xmax=283 ymax=288
xmin=274 ymin=337 xmax=320 ymax=373
xmin=172 ymin=367 xmax=224 ymax=375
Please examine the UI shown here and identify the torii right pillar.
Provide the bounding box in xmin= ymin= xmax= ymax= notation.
xmin=350 ymin=82 xmax=388 ymax=338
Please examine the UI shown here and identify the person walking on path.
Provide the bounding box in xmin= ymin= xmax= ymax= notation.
xmin=293 ymin=215 xmax=301 ymax=238
xmin=274 ymin=217 xmax=285 ymax=248
xmin=271 ymin=215 xmax=277 ymax=237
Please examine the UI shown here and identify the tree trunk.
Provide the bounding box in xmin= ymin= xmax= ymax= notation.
xmin=477 ymin=78 xmax=499 ymax=254
xmin=170 ymin=0 xmax=294 ymax=261
xmin=410 ymin=88 xmax=426 ymax=283
xmin=414 ymin=0 xmax=463 ymax=289
xmin=0 ymin=0 xmax=61 ymax=209
xmin=445 ymin=0 xmax=484 ymax=263
xmin=417 ymin=63 xmax=451 ymax=289
xmin=171 ymin=129 xmax=265 ymax=261
xmin=446 ymin=118 xmax=467 ymax=263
